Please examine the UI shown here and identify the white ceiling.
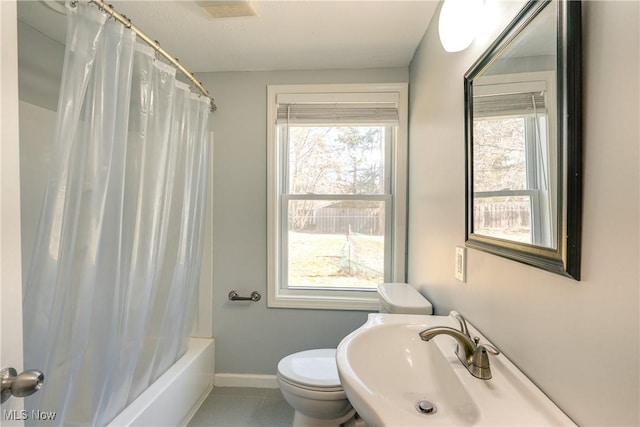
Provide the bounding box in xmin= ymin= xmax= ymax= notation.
xmin=17 ymin=0 xmax=439 ymax=73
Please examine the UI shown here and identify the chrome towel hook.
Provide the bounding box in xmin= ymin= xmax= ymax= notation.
xmin=228 ymin=290 xmax=261 ymax=302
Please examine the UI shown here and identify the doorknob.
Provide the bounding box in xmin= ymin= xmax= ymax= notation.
xmin=1 ymin=368 xmax=44 ymax=403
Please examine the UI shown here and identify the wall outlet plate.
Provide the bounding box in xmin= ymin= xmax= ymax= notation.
xmin=455 ymin=246 xmax=466 ymax=282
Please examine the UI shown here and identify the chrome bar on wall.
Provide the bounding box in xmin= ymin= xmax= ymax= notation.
xmin=84 ymin=0 xmax=217 ymax=112
xmin=228 ymin=290 xmax=261 ymax=302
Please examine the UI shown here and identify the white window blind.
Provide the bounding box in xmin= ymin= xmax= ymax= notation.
xmin=473 ymin=91 xmax=547 ymax=118
xmin=276 ymin=102 xmax=399 ymax=125
xmin=275 ymin=91 xmax=400 ymax=125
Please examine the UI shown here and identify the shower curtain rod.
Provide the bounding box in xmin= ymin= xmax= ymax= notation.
xmin=85 ymin=0 xmax=217 ymax=112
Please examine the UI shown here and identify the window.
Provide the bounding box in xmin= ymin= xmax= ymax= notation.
xmin=472 ymin=72 xmax=557 ymax=248
xmin=267 ymin=84 xmax=408 ymax=310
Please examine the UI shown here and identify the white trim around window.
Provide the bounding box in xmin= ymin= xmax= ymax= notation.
xmin=266 ymin=83 xmax=408 ymax=310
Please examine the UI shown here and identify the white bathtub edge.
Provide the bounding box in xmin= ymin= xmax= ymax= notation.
xmin=107 ymin=337 xmax=215 ymax=427
xmin=177 ymin=379 xmax=213 ymax=427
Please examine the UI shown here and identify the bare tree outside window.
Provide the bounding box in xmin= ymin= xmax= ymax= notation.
xmin=473 ymin=117 xmax=533 ymax=243
xmin=286 ymin=126 xmax=386 ymax=289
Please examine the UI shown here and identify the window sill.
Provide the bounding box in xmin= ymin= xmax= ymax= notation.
xmin=267 ymin=288 xmax=379 ymax=311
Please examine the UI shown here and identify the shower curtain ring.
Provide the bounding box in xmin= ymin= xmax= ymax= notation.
xmin=105 ymin=4 xmax=115 ymax=19
xmin=152 ymin=41 xmax=161 ymax=61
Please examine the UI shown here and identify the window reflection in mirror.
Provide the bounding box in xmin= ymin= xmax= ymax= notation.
xmin=472 ymin=71 xmax=557 ymax=249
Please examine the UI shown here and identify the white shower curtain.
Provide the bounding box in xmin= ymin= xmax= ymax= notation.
xmin=22 ymin=3 xmax=210 ymax=426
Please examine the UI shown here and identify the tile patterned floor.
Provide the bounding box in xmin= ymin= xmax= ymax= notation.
xmin=188 ymin=387 xmax=294 ymax=427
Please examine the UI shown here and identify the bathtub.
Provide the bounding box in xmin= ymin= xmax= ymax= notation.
xmin=107 ymin=337 xmax=215 ymax=427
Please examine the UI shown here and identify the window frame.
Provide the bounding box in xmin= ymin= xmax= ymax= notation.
xmin=267 ymin=83 xmax=408 ymax=310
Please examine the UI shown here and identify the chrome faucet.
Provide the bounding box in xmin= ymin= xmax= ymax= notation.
xmin=418 ymin=311 xmax=500 ymax=380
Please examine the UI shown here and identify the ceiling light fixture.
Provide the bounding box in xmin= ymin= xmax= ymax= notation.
xmin=198 ymin=1 xmax=258 ymax=19
xmin=438 ymin=0 xmax=484 ymax=52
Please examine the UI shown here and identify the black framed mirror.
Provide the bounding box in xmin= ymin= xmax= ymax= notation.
xmin=464 ymin=0 xmax=582 ymax=279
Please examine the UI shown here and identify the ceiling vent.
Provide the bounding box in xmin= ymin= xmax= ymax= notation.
xmin=197 ymin=1 xmax=258 ymax=19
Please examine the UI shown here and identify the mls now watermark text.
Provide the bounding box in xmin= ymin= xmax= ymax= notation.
xmin=3 ymin=410 xmax=57 ymax=421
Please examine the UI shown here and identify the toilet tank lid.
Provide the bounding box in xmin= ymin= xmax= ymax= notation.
xmin=377 ymin=283 xmax=433 ymax=311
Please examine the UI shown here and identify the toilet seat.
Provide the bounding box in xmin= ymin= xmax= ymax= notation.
xmin=277 ymin=349 xmax=343 ymax=392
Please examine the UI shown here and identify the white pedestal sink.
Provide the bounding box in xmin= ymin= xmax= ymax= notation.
xmin=336 ymin=313 xmax=575 ymax=426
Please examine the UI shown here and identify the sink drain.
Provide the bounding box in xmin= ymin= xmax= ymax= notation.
xmin=416 ymin=400 xmax=437 ymax=415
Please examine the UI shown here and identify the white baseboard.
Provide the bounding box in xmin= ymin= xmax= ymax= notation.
xmin=214 ymin=373 xmax=279 ymax=389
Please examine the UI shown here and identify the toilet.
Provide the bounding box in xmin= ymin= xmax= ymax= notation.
xmin=277 ymin=283 xmax=433 ymax=426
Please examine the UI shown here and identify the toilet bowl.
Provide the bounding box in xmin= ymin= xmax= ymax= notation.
xmin=277 ymin=283 xmax=432 ymax=427
xmin=277 ymin=349 xmax=355 ymax=427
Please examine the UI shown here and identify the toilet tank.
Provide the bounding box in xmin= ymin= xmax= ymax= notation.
xmin=377 ymin=283 xmax=433 ymax=314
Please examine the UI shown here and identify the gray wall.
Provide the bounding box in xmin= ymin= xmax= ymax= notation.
xmin=18 ymin=102 xmax=56 ymax=273
xmin=17 ymin=20 xmax=63 ymax=110
xmin=407 ymin=1 xmax=639 ymax=426
xmin=198 ymin=68 xmax=408 ymax=375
